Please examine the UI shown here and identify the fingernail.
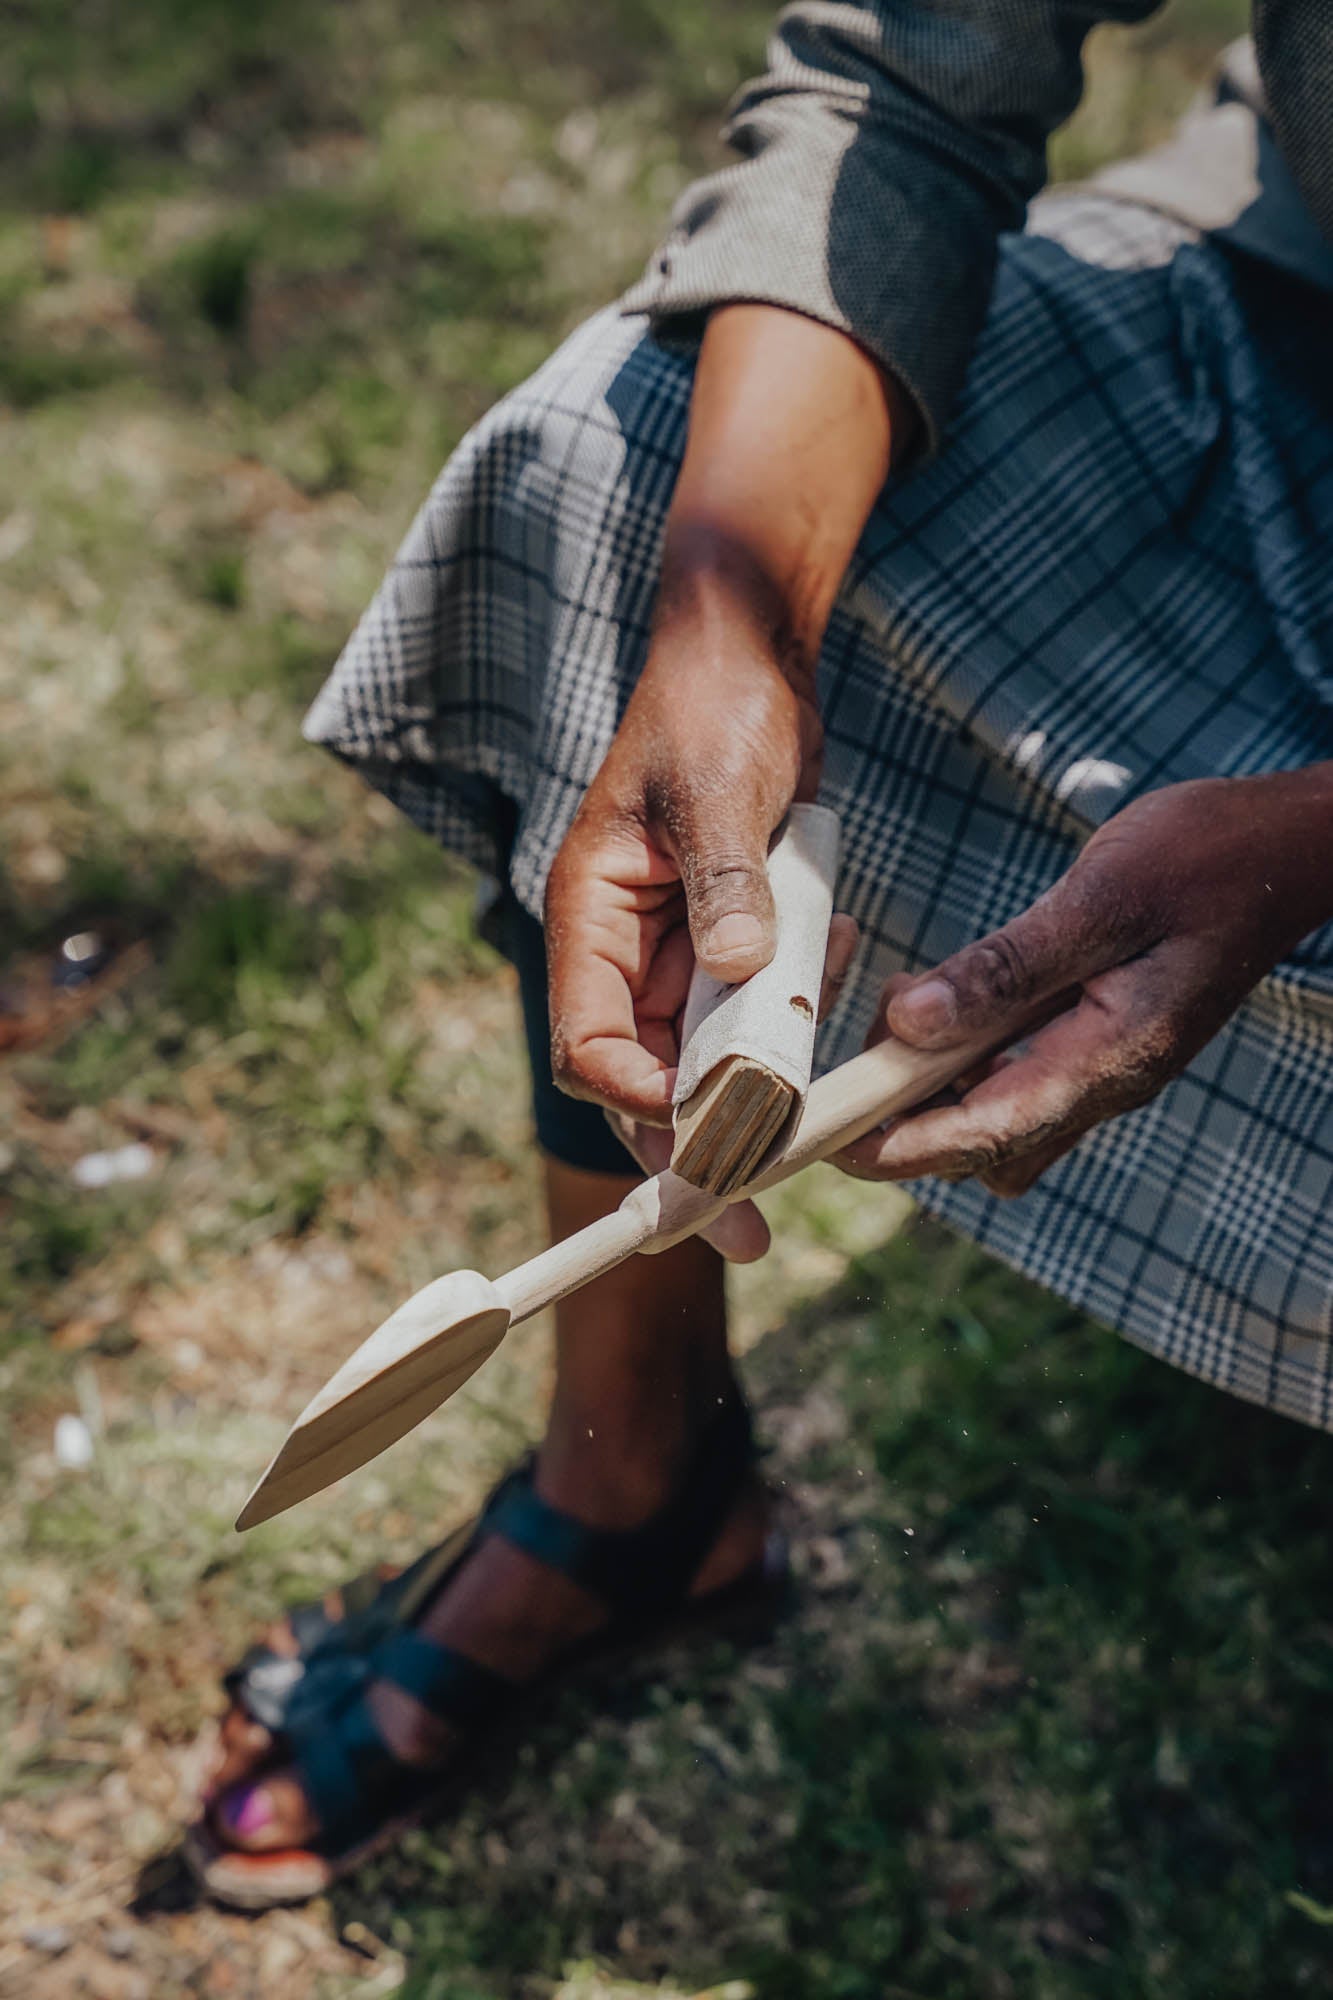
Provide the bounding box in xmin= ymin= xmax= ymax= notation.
xmin=224 ymin=1785 xmax=274 ymax=1839
xmin=892 ymin=978 xmax=957 ymax=1035
xmin=702 ymin=914 xmax=767 ymax=964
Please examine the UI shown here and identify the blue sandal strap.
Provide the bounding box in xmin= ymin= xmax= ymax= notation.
xmin=371 ymin=1630 xmax=513 ymax=1730
xmin=292 ymin=1637 xmax=514 ymax=1856
xmin=295 ymin=1693 xmax=437 ymax=1855
xmin=258 ymin=1397 xmax=757 ymax=1858
xmin=484 ymin=1395 xmax=754 ymax=1619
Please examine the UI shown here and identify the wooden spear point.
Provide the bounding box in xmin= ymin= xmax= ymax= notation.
xmin=236 ymin=1271 xmax=510 ymax=1529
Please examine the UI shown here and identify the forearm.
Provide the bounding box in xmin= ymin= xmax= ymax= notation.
xmin=652 ymin=304 xmax=913 ymax=686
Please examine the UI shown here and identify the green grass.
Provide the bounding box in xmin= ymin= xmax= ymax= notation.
xmin=0 ymin=2 xmax=1276 ymax=1996
xmin=768 ymin=1232 xmax=1333 ymax=1998
xmin=293 ymin=1226 xmax=1333 ymax=1999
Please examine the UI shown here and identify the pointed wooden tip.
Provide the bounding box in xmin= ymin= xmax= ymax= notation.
xmin=235 ymin=1270 xmax=511 ymax=1530
xmin=235 ymin=1477 xmax=280 ymax=1533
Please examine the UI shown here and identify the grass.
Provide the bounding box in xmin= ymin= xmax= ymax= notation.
xmin=0 ymin=1 xmax=1293 ymax=1995
xmin=312 ymin=1227 xmax=1333 ymax=1998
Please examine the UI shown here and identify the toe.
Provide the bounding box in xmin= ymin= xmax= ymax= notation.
xmin=260 ymin=1614 xmax=302 ymax=1657
xmin=203 ymin=1706 xmax=277 ymax=1804
xmin=213 ymin=1768 xmax=320 ymax=1852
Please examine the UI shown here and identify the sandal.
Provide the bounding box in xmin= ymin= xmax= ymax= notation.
xmin=213 ymin=1533 xmax=484 ymax=1739
xmin=188 ymin=1397 xmax=788 ymax=1909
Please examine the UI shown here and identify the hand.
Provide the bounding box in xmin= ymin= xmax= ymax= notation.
xmin=546 ymin=626 xmax=824 ymax=1122
xmin=835 ymin=770 xmax=1333 ymax=1197
xmin=546 ymin=301 xmax=900 ymax=1124
xmin=606 ymin=911 xmax=860 ymax=1261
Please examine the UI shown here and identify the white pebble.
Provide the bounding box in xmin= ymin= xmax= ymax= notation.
xmin=71 ymin=1143 xmax=156 ymax=1190
xmin=54 ymin=1414 xmax=94 ymax=1469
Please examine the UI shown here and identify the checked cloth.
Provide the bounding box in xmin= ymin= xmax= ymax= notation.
xmin=306 ymin=185 xmax=1333 ymax=1431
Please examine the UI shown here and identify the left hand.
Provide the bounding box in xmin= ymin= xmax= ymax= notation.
xmin=835 ymin=770 xmax=1333 ymax=1197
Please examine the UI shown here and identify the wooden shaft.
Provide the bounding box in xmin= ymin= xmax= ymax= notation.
xmin=493 ymin=1029 xmax=999 ymax=1327
xmin=747 ymin=1033 xmax=988 ymax=1193
xmin=492 ymin=1199 xmax=664 ymax=1321
xmin=645 ymin=1029 xmax=998 ymax=1255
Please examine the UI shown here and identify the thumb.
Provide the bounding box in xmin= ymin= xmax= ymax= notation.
xmin=886 ymin=857 xmax=1148 ymax=1049
xmin=669 ymin=792 xmax=779 ymax=983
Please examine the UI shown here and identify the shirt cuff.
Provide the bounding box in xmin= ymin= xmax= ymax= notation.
xmin=620 ymin=104 xmax=1013 ymax=459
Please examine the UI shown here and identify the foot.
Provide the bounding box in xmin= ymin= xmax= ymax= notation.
xmin=204 ymin=1424 xmax=771 ymax=1855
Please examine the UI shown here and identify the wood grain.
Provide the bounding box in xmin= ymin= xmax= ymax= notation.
xmin=670 ymin=802 xmax=838 ymax=1194
xmin=670 ymin=1053 xmax=795 ymax=1195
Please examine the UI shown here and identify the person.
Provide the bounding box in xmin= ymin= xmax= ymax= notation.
xmin=188 ymin=4 xmax=1333 ymax=1907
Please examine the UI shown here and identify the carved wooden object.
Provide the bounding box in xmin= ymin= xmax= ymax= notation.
xmin=239 ymin=1021 xmax=1009 ymax=1529
xmin=670 ymin=803 xmax=839 ymax=1195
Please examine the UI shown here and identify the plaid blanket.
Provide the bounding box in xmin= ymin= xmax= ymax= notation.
xmin=306 ymin=186 xmax=1333 ymax=1430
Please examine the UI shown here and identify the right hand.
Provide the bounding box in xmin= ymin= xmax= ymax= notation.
xmin=546 ymin=301 xmax=902 ymax=1126
xmin=545 ymin=623 xmax=823 ymax=1123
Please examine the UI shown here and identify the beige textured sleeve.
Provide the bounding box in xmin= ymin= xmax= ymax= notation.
xmin=621 ymin=0 xmax=1164 ymax=454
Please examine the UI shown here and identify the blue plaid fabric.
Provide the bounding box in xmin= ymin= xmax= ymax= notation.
xmin=306 ymin=188 xmax=1333 ymax=1431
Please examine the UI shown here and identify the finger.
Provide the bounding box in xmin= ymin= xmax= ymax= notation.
xmin=862 ymin=974 xmax=1016 ymax=1102
xmin=864 ymin=971 xmax=915 ymax=1043
xmin=699 ymin=1199 xmax=772 ymax=1263
xmin=981 ymin=1128 xmax=1085 ymax=1198
xmin=635 ymin=918 xmax=697 ymax=1069
xmin=833 ymin=1055 xmax=1088 ymax=1183
xmin=606 ymin=1111 xmax=771 ymax=1261
xmin=835 ymin=976 xmax=1172 ymax=1182
xmin=817 ymin=913 xmax=859 ymax=1023
xmin=661 ymin=784 xmax=782 ymax=984
xmin=555 ymin=1036 xmax=678 ymax=1122
xmin=546 ymin=824 xmax=684 ymax=1122
xmin=885 ymin=858 xmax=1156 ymax=1051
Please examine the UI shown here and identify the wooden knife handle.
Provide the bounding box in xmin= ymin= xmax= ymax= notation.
xmin=671 ymin=804 xmax=840 ymax=1194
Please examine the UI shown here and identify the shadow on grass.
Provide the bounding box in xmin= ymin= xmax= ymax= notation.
xmin=206 ymin=1220 xmax=1333 ymax=2000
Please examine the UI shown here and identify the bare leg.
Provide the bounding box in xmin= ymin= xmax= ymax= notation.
xmin=209 ymin=1153 xmax=767 ymax=1849
xmin=539 ymin=1156 xmax=735 ymax=1517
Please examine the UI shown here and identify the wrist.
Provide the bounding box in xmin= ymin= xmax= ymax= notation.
xmin=652 ymin=519 xmax=826 ymax=694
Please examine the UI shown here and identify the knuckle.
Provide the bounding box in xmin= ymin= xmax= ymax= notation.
xmin=699 ymin=850 xmax=763 ymax=888
xmin=1113 ymin=1067 xmax=1172 ymax=1118
xmin=548 ymin=1033 xmax=590 ymax=1102
xmin=1070 ymin=832 xmax=1163 ymax=944
xmin=1099 ymin=1008 xmax=1187 ymax=1111
xmin=961 ymin=932 xmax=1032 ymax=1011
xmin=966 ymin=1131 xmax=1010 ymax=1175
xmin=935 ymin=1130 xmax=1010 ymax=1179
xmin=687 ymin=851 xmax=769 ymax=913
